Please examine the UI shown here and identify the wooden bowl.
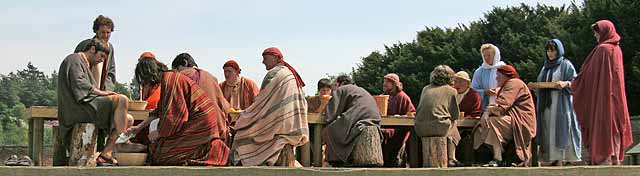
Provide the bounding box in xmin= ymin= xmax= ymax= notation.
xmin=113 ymin=153 xmax=147 ymax=166
xmin=128 ymin=100 xmax=148 ymax=111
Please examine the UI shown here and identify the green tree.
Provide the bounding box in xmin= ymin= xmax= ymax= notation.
xmin=352 ymin=1 xmax=640 ymax=115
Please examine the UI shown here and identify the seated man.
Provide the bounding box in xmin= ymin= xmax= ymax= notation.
xmin=171 ymin=53 xmax=230 ymax=140
xmin=56 ymin=39 xmax=132 ymax=166
xmin=413 ymin=65 xmax=461 ymax=167
xmin=231 ymin=47 xmax=309 ymax=166
xmin=307 ymin=78 xmax=332 ymax=113
xmin=323 ymin=75 xmax=382 ymax=167
xmin=473 ymin=65 xmax=536 ymax=167
xmin=128 ymin=58 xmax=229 ymax=166
xmin=220 ymin=60 xmax=260 ymax=111
xmin=453 ymin=71 xmax=482 ymax=118
xmin=381 ymin=73 xmax=416 ymax=167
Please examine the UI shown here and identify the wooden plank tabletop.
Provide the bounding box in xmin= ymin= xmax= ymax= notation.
xmin=30 ymin=106 xmax=479 ymax=128
xmin=28 ymin=106 xmax=150 ymax=121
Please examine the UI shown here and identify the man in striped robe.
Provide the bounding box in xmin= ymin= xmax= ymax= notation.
xmin=231 ymin=47 xmax=309 ymax=166
xmin=128 ymin=58 xmax=229 ymax=166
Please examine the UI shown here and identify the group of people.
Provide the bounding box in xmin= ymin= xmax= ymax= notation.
xmin=55 ymin=15 xmax=631 ymax=168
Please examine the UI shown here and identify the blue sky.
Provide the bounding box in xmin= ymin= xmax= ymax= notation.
xmin=0 ymin=0 xmax=575 ymax=95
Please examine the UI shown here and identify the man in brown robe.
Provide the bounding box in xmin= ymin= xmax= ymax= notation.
xmin=473 ymin=65 xmax=536 ymax=167
xmin=171 ymin=53 xmax=230 ymax=138
xmin=413 ymin=65 xmax=461 ymax=167
xmin=55 ymin=39 xmax=132 ymax=166
xmin=220 ymin=60 xmax=259 ymax=111
xmin=381 ymin=73 xmax=416 ymax=167
xmin=323 ymin=75 xmax=382 ymax=166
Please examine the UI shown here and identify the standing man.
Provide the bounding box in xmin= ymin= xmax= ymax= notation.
xmin=220 ymin=60 xmax=260 ymax=111
xmin=74 ymin=15 xmax=117 ymax=91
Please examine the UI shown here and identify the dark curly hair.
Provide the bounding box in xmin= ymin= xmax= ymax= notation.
xmin=429 ymin=65 xmax=455 ymax=86
xmin=335 ymin=74 xmax=353 ymax=85
xmin=82 ymin=39 xmax=110 ymax=54
xmin=171 ymin=53 xmax=198 ymax=69
xmin=93 ymin=15 xmax=114 ymax=33
xmin=135 ymin=57 xmax=168 ymax=87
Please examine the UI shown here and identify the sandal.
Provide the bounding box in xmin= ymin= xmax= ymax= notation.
xmin=96 ymin=154 xmax=119 ymax=166
xmin=17 ymin=156 xmax=33 ymax=166
xmin=4 ymin=155 xmax=19 ymax=166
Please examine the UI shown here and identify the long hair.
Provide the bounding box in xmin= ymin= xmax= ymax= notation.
xmin=135 ymin=57 xmax=168 ymax=87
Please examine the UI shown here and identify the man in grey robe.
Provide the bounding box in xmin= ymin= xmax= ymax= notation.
xmin=322 ymin=75 xmax=382 ymax=166
xmin=54 ymin=39 xmax=131 ymax=166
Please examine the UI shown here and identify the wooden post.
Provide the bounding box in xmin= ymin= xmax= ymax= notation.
xmin=28 ymin=118 xmax=44 ymax=166
xmin=351 ymin=126 xmax=384 ymax=167
xmin=68 ymin=123 xmax=99 ymax=167
xmin=312 ymin=124 xmax=324 ymax=167
xmin=300 ymin=143 xmax=310 ymax=167
xmin=421 ymin=137 xmax=448 ymax=168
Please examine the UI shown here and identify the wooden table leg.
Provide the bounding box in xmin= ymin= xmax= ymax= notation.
xmin=300 ymin=142 xmax=311 ymax=167
xmin=312 ymin=124 xmax=324 ymax=167
xmin=28 ymin=118 xmax=44 ymax=166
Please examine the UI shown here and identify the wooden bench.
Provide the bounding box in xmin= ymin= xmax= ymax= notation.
xmin=29 ymin=106 xmax=479 ymax=167
xmin=27 ymin=106 xmax=150 ymax=166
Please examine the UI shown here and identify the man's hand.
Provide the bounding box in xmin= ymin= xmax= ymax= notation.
xmin=486 ymin=88 xmax=499 ymax=96
xmin=94 ymin=88 xmax=117 ymax=96
xmin=126 ymin=125 xmax=143 ymax=135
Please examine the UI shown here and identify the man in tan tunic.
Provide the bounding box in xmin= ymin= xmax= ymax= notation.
xmin=220 ymin=60 xmax=259 ymax=111
xmin=473 ymin=65 xmax=536 ymax=167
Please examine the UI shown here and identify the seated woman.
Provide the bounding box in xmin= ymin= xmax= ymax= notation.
xmin=473 ymin=65 xmax=536 ymax=167
xmin=127 ymin=58 xmax=229 ymax=166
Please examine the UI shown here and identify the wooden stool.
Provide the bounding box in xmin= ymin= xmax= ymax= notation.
xmin=421 ymin=136 xmax=447 ymax=168
xmin=68 ymin=123 xmax=99 ymax=166
xmin=351 ymin=126 xmax=384 ymax=166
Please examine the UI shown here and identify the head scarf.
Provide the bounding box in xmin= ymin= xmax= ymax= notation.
xmin=594 ymin=20 xmax=621 ymax=45
xmin=139 ymin=51 xmax=156 ymax=60
xmin=262 ymin=47 xmax=305 ymax=88
xmin=384 ymin=73 xmax=403 ymax=92
xmin=496 ymin=65 xmax=520 ymax=97
xmin=539 ymin=39 xmax=566 ymax=111
xmin=223 ymin=60 xmax=242 ymax=73
xmin=480 ymin=44 xmax=506 ymax=69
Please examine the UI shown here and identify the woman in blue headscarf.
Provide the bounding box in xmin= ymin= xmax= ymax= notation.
xmin=529 ymin=39 xmax=582 ymax=166
xmin=472 ymin=44 xmax=506 ymax=110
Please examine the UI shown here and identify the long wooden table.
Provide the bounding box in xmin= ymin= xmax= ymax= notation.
xmin=27 ymin=106 xmax=479 ymax=167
